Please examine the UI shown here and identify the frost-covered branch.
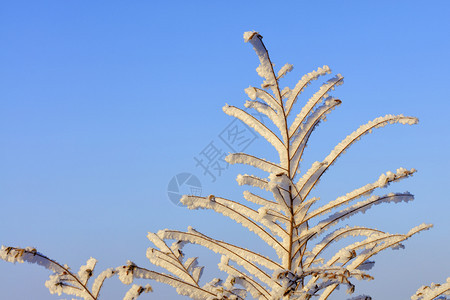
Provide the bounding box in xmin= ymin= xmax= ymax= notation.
xmin=0 ymin=246 xmax=113 ymax=300
xmin=226 ymin=153 xmax=286 ymax=174
xmin=147 ymin=232 xmax=203 ymax=286
xmin=218 ymin=256 xmax=272 ymax=299
xmin=158 ymin=228 xmax=283 ymax=289
xmin=285 ymin=65 xmax=332 ymax=116
xmin=181 ymin=195 xmax=288 ymax=245
xmin=244 ymin=31 xmax=282 ymax=101
xmin=289 ymin=97 xmax=342 ymax=177
xmin=412 ymin=277 xmax=450 ymax=300
xmin=303 ymin=226 xmax=386 ymax=269
xmin=296 ymin=115 xmax=418 ymax=200
xmin=117 ymin=261 xmax=214 ymax=299
xmin=223 ymin=104 xmax=286 ymax=157
xmin=123 ymin=284 xmax=153 ymax=300
xmin=297 ymin=193 xmax=414 ymax=243
xmin=313 ymin=224 xmax=432 ymax=299
xmin=302 ymin=168 xmax=416 ymax=223
xmin=245 ymin=86 xmax=283 ymax=113
xmin=3 ymin=30 xmax=442 ymax=300
xmin=288 ymin=75 xmax=343 ymax=139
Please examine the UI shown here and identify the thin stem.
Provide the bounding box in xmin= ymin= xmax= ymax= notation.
xmin=288 ymin=79 xmax=343 ymax=140
xmin=291 ymin=193 xmax=408 ymax=260
xmin=163 ymin=230 xmax=283 ymax=284
xmin=304 ymin=227 xmax=385 ymax=269
xmin=299 ymin=117 xmax=415 ymax=201
xmin=133 ymin=266 xmax=217 ymax=298
xmin=290 ymin=101 xmax=341 ymax=177
xmin=8 ymin=247 xmax=97 ymax=300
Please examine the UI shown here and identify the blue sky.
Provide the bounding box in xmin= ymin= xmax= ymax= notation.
xmin=1 ymin=1 xmax=449 ymax=299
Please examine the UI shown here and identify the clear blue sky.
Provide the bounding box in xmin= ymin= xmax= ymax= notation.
xmin=1 ymin=1 xmax=449 ymax=299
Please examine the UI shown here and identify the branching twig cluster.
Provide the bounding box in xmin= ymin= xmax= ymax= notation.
xmin=1 ymin=31 xmax=448 ymax=300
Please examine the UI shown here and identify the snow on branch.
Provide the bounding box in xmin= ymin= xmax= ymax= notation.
xmin=92 ymin=269 xmax=116 ymax=298
xmin=180 ymin=195 xmax=288 ymax=243
xmin=223 ymin=105 xmax=286 ymax=157
xmin=307 ymin=223 xmax=432 ymax=299
xmin=412 ymin=277 xmax=450 ymax=300
xmin=289 ymin=97 xmax=342 ymax=176
xmin=0 ymin=246 xmax=115 ymax=300
xmin=245 ymin=100 xmax=286 ymax=136
xmin=123 ymin=284 xmax=153 ymax=300
xmin=345 ymin=224 xmax=433 ymax=273
xmin=244 ymin=31 xmax=281 ymax=99
xmin=236 ymin=174 xmax=270 ymax=190
xmin=322 ymin=224 xmax=432 ymax=272
xmin=277 ymin=63 xmax=294 ymax=81
xmin=218 ymin=256 xmax=272 ymax=299
xmin=288 ymin=75 xmax=344 ymax=138
xmin=245 ymin=86 xmax=282 ymax=113
xmin=226 ymin=153 xmax=286 ymax=174
xmin=296 ymin=114 xmax=419 ymax=199
xmin=117 ymin=261 xmax=214 ymax=299
xmin=292 ymin=193 xmax=415 ymax=261
xmin=303 ymin=167 xmax=416 ymax=222
xmin=242 ymin=190 xmax=282 ymax=212
xmin=303 ymin=226 xmax=386 ymax=269
xmin=305 ymin=193 xmax=414 ymax=237
xmin=158 ymin=228 xmax=283 ymax=289
xmin=285 ymin=65 xmax=332 ymax=116
xmin=146 ymin=232 xmax=202 ymax=286
xmin=278 ymin=266 xmax=371 ymax=298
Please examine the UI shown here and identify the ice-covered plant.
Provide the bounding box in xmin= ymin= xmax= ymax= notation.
xmin=1 ymin=31 xmax=447 ymax=300
xmin=413 ymin=278 xmax=450 ymax=300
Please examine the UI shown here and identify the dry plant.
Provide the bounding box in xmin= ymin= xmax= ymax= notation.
xmin=1 ymin=31 xmax=449 ymax=300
